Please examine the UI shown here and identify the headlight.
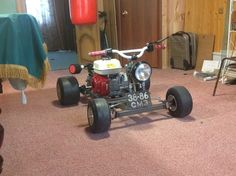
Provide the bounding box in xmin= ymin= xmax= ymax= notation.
xmin=132 ymin=62 xmax=152 ymax=82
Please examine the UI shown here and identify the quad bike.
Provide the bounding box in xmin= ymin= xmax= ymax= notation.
xmin=56 ymin=39 xmax=193 ymax=133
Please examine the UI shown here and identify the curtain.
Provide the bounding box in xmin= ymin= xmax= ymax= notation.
xmin=26 ymin=0 xmax=76 ymax=51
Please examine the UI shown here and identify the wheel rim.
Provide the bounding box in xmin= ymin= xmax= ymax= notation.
xmin=56 ymin=83 xmax=61 ymax=100
xmin=87 ymin=106 xmax=94 ymax=126
xmin=167 ymin=95 xmax=177 ymax=111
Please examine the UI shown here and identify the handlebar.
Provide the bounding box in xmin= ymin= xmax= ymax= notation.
xmin=88 ymin=43 xmax=166 ymax=60
xmin=113 ymin=46 xmax=149 ymax=59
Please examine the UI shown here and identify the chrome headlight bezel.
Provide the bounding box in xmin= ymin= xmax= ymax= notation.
xmin=132 ymin=62 xmax=152 ymax=82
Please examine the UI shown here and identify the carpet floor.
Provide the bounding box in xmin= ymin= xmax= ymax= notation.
xmin=0 ymin=69 xmax=236 ymax=176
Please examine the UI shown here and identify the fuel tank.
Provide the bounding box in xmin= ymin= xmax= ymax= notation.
xmin=93 ymin=58 xmax=122 ymax=75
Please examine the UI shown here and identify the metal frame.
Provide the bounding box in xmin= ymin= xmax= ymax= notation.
xmin=115 ymin=102 xmax=166 ymax=118
xmin=84 ymin=87 xmax=168 ymax=119
xmin=213 ymin=57 xmax=236 ymax=96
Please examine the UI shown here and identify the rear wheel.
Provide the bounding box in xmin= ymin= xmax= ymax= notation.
xmin=87 ymin=98 xmax=111 ymax=133
xmin=166 ymin=86 xmax=192 ymax=118
xmin=0 ymin=124 xmax=4 ymax=174
xmin=0 ymin=155 xmax=3 ymax=174
xmin=57 ymin=76 xmax=80 ymax=106
xmin=0 ymin=124 xmax=3 ymax=148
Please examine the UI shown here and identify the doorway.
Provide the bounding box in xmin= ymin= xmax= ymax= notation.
xmin=25 ymin=0 xmax=76 ymax=51
xmin=115 ymin=0 xmax=162 ymax=68
xmin=25 ymin=0 xmax=78 ymax=70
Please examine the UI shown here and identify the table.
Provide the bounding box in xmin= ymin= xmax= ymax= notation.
xmin=0 ymin=14 xmax=50 ymax=89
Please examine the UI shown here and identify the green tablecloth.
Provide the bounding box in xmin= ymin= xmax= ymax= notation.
xmin=0 ymin=14 xmax=50 ymax=88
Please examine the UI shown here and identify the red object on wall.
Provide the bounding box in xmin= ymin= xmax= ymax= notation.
xmin=92 ymin=74 xmax=109 ymax=96
xmin=69 ymin=0 xmax=97 ymax=25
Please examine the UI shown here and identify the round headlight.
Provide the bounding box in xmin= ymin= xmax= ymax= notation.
xmin=133 ymin=62 xmax=152 ymax=82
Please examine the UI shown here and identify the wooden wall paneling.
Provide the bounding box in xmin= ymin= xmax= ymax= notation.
xmin=162 ymin=0 xmax=185 ymax=68
xmin=75 ymin=0 xmax=103 ymax=64
xmin=216 ymin=0 xmax=227 ymax=53
xmin=161 ymin=0 xmax=168 ymax=68
xmin=184 ymin=0 xmax=226 ymax=52
xmin=167 ymin=0 xmax=185 ymax=34
xmin=230 ymin=0 xmax=236 ymax=55
xmin=103 ymin=0 xmax=118 ymax=49
xmin=185 ymin=0 xmax=202 ymax=34
xmin=75 ymin=25 xmax=101 ymax=64
xmin=97 ymin=0 xmax=104 ymax=11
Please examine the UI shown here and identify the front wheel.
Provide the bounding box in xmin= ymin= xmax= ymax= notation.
xmin=87 ymin=98 xmax=111 ymax=133
xmin=166 ymin=86 xmax=193 ymax=118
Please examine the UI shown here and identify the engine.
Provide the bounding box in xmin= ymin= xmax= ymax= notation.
xmin=92 ymin=74 xmax=109 ymax=96
xmin=92 ymin=73 xmax=128 ymax=97
xmin=91 ymin=58 xmax=129 ymax=97
xmin=90 ymin=58 xmax=152 ymax=97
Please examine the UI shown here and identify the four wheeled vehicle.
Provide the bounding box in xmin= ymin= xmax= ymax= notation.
xmin=56 ymin=39 xmax=193 ymax=133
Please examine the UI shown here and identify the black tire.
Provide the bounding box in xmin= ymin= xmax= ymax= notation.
xmin=166 ymin=86 xmax=193 ymax=118
xmin=56 ymin=76 xmax=80 ymax=106
xmin=0 ymin=155 xmax=3 ymax=174
xmin=0 ymin=124 xmax=3 ymax=148
xmin=87 ymin=98 xmax=111 ymax=133
xmin=0 ymin=124 xmax=3 ymax=174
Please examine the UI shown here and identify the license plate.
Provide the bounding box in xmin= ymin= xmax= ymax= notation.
xmin=127 ymin=91 xmax=151 ymax=109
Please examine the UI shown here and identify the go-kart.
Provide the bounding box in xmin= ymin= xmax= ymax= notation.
xmin=56 ymin=39 xmax=193 ymax=133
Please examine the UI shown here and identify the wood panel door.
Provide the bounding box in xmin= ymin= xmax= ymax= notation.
xmin=116 ymin=0 xmax=162 ymax=68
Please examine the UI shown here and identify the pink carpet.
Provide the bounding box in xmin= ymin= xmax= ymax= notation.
xmin=0 ymin=69 xmax=236 ymax=176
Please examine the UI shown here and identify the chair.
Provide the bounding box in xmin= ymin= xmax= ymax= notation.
xmin=213 ymin=57 xmax=236 ymax=96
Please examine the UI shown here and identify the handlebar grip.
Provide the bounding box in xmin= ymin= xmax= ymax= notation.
xmin=155 ymin=44 xmax=166 ymax=49
xmin=88 ymin=50 xmax=106 ymax=57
